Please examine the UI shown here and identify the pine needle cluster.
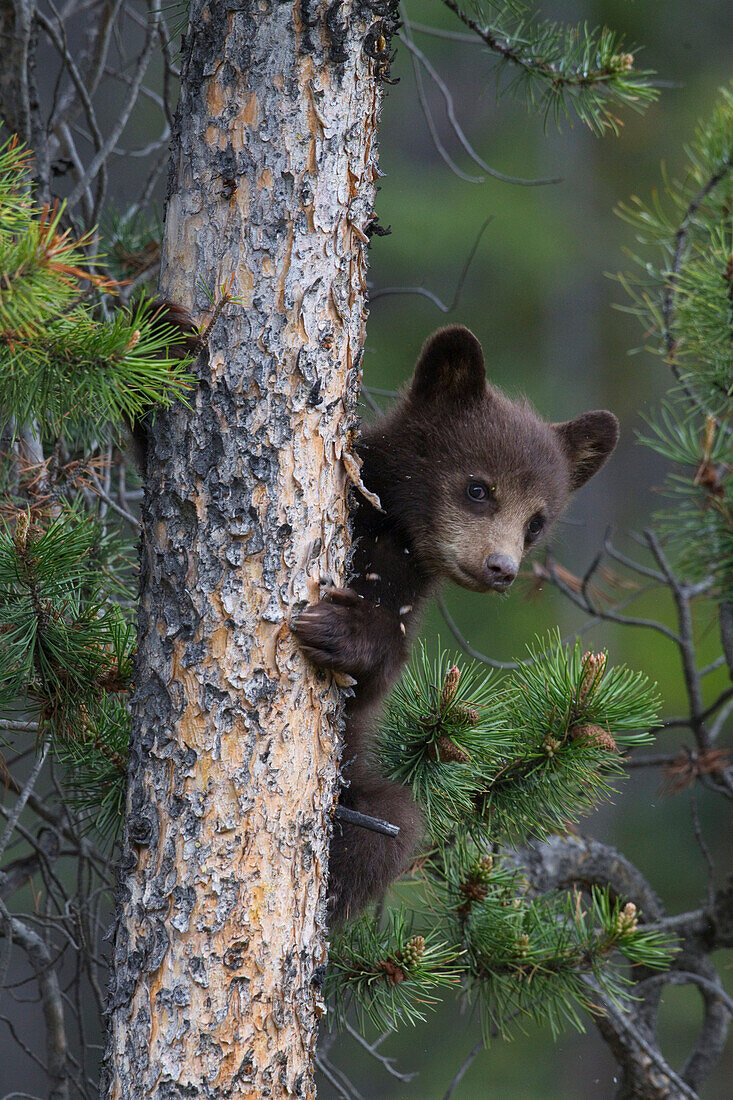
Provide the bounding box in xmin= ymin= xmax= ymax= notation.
xmin=327 ymin=910 xmax=463 ymax=1032
xmin=0 ymin=134 xmax=195 ymax=444
xmin=445 ymin=0 xmax=658 ymax=135
xmin=617 ymin=84 xmax=733 ymax=597
xmin=379 ymin=637 xmax=657 ymax=845
xmin=330 ymin=637 xmax=670 ymax=1038
xmin=444 ymin=848 xmax=671 ymax=1040
xmin=0 ymin=134 xmax=198 ymax=839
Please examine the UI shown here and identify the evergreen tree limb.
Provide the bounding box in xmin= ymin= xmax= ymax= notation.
xmin=442 ymin=0 xmax=658 ymax=135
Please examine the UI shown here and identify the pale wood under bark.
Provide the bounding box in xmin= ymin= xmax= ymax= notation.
xmin=102 ymin=3 xmax=384 ymax=1096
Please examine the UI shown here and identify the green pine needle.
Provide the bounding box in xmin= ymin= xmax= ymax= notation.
xmin=616 ymin=83 xmax=733 ymax=600
xmin=378 ymin=642 xmax=509 ymax=837
xmin=0 ymin=136 xmax=197 ymax=441
xmin=0 ymin=298 xmax=196 ymax=441
xmin=378 ymin=635 xmax=658 ymax=847
xmin=446 ymin=0 xmax=658 ymax=136
xmin=327 ymin=910 xmax=463 ymax=1032
xmin=0 ymin=508 xmax=135 ymax=717
xmin=55 ymin=693 xmax=129 ymax=843
xmin=332 ymin=842 xmax=676 ymax=1043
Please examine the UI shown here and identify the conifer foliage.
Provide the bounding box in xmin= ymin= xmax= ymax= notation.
xmin=0 ymin=135 xmax=195 ymax=837
xmin=443 ymin=0 xmax=658 ymax=135
xmin=618 ymin=84 xmax=733 ymax=598
xmin=328 ymin=639 xmax=670 ymax=1037
xmin=326 ymin=80 xmax=733 ymax=1090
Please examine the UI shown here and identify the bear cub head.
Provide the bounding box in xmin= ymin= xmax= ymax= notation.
xmin=359 ymin=325 xmax=619 ymax=594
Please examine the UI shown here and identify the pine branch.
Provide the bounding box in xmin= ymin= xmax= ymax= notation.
xmin=327 ymin=910 xmax=462 ymax=1032
xmin=433 ymin=845 xmax=673 ymax=1041
xmin=617 ymin=84 xmax=733 ymax=602
xmin=378 ymin=644 xmax=509 ymax=838
xmin=443 ymin=0 xmax=658 ymax=135
xmin=0 ymin=134 xmax=196 ymax=441
xmin=378 ymin=636 xmax=658 ymax=845
xmin=329 ymin=842 xmax=675 ymax=1042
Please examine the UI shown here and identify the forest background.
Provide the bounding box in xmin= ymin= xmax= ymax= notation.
xmin=2 ymin=0 xmax=733 ymax=1096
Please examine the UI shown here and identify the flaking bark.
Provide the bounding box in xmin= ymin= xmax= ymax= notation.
xmin=102 ymin=3 xmax=384 ymax=1096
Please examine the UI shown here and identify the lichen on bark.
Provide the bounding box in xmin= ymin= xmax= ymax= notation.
xmin=102 ymin=3 xmax=385 ymax=1096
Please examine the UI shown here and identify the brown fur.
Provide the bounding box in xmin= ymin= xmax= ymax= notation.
xmin=293 ymin=326 xmax=618 ymax=924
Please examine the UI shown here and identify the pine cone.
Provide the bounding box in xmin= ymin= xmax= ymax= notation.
xmin=454 ymin=703 xmax=480 ymax=726
xmin=578 ymin=651 xmax=607 ymax=705
xmin=425 ymin=736 xmax=470 ymax=764
xmin=13 ymin=511 xmax=29 ymax=554
xmin=610 ymin=51 xmax=634 ymax=71
xmin=440 ymin=665 xmax=461 ymax=712
xmin=458 ymin=880 xmax=489 ymax=905
xmin=376 ymin=958 xmax=407 ymax=985
xmin=569 ymin=723 xmax=617 ymax=752
xmin=542 ymin=733 xmax=562 ymax=757
xmin=613 ymin=901 xmax=638 ymax=934
xmin=457 ymin=858 xmax=493 ymax=914
xmin=475 ymin=855 xmax=493 ymax=882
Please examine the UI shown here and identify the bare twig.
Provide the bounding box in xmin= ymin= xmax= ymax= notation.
xmin=544 ymin=549 xmax=682 ymax=644
xmin=401 ymin=9 xmax=561 ymax=187
xmin=661 ymin=155 xmax=733 ymax=417
xmin=0 ymin=903 xmax=70 ymax=1100
xmin=371 ymin=216 xmax=492 ymax=314
xmin=343 ymin=1020 xmax=417 ymax=1083
xmin=315 ymin=1053 xmax=363 ymax=1100
xmin=65 ymin=0 xmax=161 ymax=212
xmin=442 ymin=1038 xmax=483 ymax=1099
xmin=86 ymin=468 xmax=140 ymax=530
xmin=588 ymin=978 xmax=699 ymax=1100
xmin=645 ymin=530 xmax=714 ymax=758
xmin=36 ymin=5 xmax=106 ymax=221
xmin=334 ymin=805 xmax=400 ymax=838
xmin=690 ymin=792 xmax=716 ymax=910
xmin=0 ymin=744 xmax=48 ymax=864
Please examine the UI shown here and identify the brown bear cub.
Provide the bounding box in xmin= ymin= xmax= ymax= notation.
xmin=292 ymin=326 xmax=619 ymax=924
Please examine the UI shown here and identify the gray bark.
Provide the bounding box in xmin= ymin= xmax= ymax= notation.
xmin=102 ymin=3 xmax=385 ymax=1096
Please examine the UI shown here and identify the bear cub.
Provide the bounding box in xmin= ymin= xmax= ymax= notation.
xmin=292 ymin=326 xmax=619 ymax=924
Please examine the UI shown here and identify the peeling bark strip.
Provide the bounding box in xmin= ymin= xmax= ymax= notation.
xmin=102 ymin=3 xmax=384 ymax=1097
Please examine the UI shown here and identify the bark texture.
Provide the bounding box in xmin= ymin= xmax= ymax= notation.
xmin=102 ymin=3 xmax=384 ymax=1096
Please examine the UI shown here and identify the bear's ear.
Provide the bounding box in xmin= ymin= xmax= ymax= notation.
xmin=553 ymin=411 xmax=619 ymax=490
xmin=409 ymin=326 xmax=486 ymax=404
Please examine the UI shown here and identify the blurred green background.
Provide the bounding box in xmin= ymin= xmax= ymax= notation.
xmin=321 ymin=2 xmax=733 ymax=1096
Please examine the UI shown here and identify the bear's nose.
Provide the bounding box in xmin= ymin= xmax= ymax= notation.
xmin=485 ymin=554 xmax=518 ymax=590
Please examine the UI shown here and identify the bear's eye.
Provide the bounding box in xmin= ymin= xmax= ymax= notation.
xmin=526 ymin=514 xmax=545 ymax=540
xmin=466 ymin=481 xmax=495 ymax=503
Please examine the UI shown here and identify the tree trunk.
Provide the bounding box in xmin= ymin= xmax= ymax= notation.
xmin=102 ymin=4 xmax=383 ymax=1096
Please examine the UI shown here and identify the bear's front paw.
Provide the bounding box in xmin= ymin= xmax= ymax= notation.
xmin=292 ymin=588 xmax=393 ymax=680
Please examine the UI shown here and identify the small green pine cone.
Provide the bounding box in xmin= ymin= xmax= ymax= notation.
xmin=475 ymin=855 xmax=493 ymax=883
xmin=399 ymin=935 xmax=426 ymax=970
xmin=542 ymin=733 xmax=562 ymax=757
xmin=610 ymin=52 xmax=634 ymax=72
